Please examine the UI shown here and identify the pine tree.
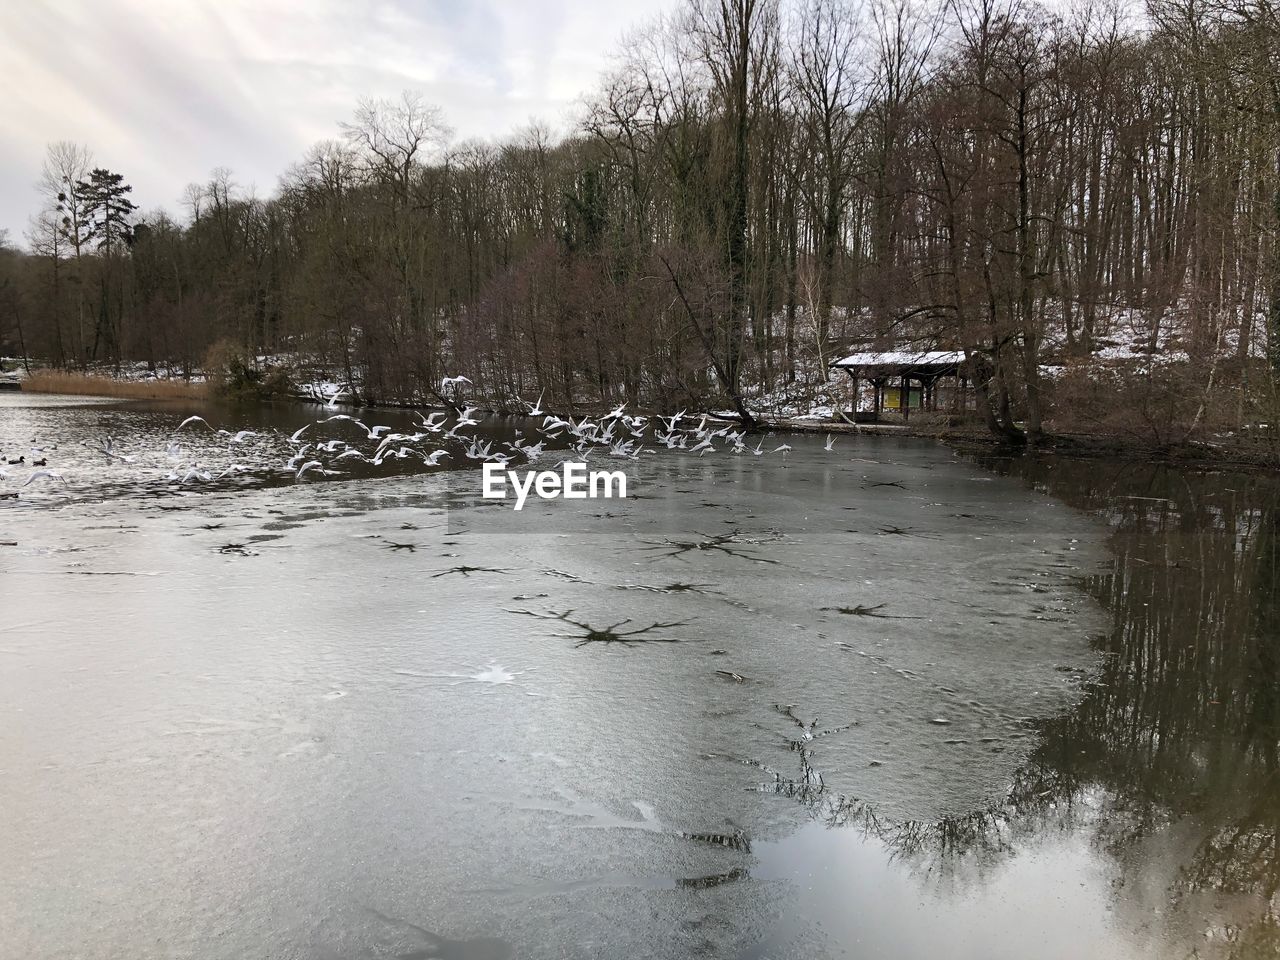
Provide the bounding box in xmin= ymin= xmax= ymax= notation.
xmin=76 ymin=168 xmax=137 ymax=252
xmin=74 ymin=168 xmax=136 ymax=363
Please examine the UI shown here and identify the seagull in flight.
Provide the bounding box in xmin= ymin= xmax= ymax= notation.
xmin=513 ymin=440 xmax=545 ymax=461
xmin=294 ymin=460 xmax=327 ymax=480
xmin=660 ymin=410 xmax=686 ymax=432
xmin=824 ymin=434 xmax=836 ymax=452
xmin=175 ymin=415 xmax=214 ymax=433
xmin=166 ymin=465 xmax=211 ymax=484
xmin=92 ymin=437 xmax=136 ymax=462
xmin=415 ymin=411 xmax=448 ymax=433
xmin=319 ymin=413 xmax=370 ymax=432
xmin=21 ymin=470 xmax=68 ymax=487
xmin=285 ymin=446 xmax=314 ymax=470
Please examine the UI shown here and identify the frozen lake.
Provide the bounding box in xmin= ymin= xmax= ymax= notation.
xmin=3 ymin=394 xmax=1277 ymax=959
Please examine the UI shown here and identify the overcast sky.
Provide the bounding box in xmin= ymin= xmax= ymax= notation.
xmin=0 ymin=0 xmax=675 ymax=242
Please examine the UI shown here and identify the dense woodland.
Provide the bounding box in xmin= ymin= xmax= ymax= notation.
xmin=1 ymin=0 xmax=1277 ymax=445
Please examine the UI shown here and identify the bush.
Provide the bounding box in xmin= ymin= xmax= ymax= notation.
xmin=1049 ymin=355 xmax=1272 ymax=450
xmin=203 ymin=339 xmax=294 ymax=400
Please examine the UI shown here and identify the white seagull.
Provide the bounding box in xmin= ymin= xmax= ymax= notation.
xmin=94 ymin=437 xmax=136 ymax=463
xmin=21 ymin=470 xmax=68 ymax=487
xmin=175 ymin=415 xmax=214 ymax=433
xmin=416 ymin=411 xmax=448 ymax=433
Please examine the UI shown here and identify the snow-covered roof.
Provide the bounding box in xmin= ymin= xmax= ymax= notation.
xmin=832 ymin=350 xmax=966 ymax=369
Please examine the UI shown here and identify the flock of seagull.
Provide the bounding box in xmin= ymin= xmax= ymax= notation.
xmin=2 ymin=382 xmax=827 ymax=495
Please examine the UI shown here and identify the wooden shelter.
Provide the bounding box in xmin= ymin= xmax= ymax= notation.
xmin=831 ymin=350 xmax=969 ymax=423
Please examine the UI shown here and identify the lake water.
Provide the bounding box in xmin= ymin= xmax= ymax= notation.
xmin=2 ymin=394 xmax=1278 ymax=959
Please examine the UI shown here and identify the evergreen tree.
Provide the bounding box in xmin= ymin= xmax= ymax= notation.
xmin=76 ymin=168 xmax=137 ymax=252
xmin=74 ymin=168 xmax=136 ymax=363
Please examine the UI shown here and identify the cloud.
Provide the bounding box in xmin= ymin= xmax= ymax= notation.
xmin=0 ymin=0 xmax=673 ymax=241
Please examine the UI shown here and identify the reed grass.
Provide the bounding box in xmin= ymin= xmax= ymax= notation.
xmin=21 ymin=370 xmax=209 ymax=401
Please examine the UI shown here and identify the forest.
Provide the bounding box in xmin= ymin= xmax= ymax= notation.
xmin=0 ymin=0 xmax=1276 ymax=448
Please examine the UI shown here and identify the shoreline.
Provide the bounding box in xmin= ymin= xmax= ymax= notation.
xmin=766 ymin=416 xmax=1280 ymax=471
xmin=15 ymin=374 xmax=1275 ymax=471
xmin=941 ymin=429 xmax=1280 ymax=472
xmin=18 ymin=371 xmax=209 ymax=402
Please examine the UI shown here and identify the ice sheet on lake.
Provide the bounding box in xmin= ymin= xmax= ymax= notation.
xmin=1 ymin=427 xmax=1120 ymax=960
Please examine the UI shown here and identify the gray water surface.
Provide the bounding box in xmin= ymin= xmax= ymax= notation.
xmin=3 ymin=394 xmax=1271 ymax=959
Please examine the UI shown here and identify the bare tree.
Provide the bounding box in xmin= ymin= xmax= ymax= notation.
xmin=790 ymin=0 xmax=871 ymax=368
xmin=340 ymin=91 xmax=452 ymax=198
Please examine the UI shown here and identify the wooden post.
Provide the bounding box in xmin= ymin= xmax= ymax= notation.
xmin=902 ymin=374 xmax=910 ymax=422
xmin=851 ymin=373 xmax=860 ymax=418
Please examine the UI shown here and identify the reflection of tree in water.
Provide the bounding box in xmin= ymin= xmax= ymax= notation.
xmin=745 ymin=704 xmax=866 ymax=825
xmin=886 ymin=455 xmax=1280 ymax=953
xmin=751 ymin=458 xmax=1280 ymax=952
